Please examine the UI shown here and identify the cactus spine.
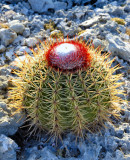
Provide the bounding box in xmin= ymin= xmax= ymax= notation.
xmin=8 ymin=38 xmax=126 ymax=140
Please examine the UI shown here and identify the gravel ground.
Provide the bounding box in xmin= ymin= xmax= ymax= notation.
xmin=0 ymin=0 xmax=130 ymax=160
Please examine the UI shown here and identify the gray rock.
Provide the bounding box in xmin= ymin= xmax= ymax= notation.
xmin=5 ymin=50 xmax=14 ymax=61
xmin=78 ymin=29 xmax=97 ymax=41
xmin=0 ymin=29 xmax=17 ymax=47
xmin=93 ymin=38 xmax=105 ymax=48
xmin=23 ymin=27 xmax=30 ymax=38
xmin=95 ymin=0 xmax=107 ymax=8
xmin=12 ymin=35 xmax=25 ymax=45
xmin=0 ymin=134 xmax=18 ymax=160
xmin=66 ymin=26 xmax=81 ymax=37
xmin=10 ymin=22 xmax=25 ymax=34
xmin=15 ymin=46 xmax=32 ymax=55
xmin=0 ymin=76 xmax=8 ymax=91
xmin=124 ymin=5 xmax=130 ymax=13
xmin=115 ymin=150 xmax=125 ymax=160
xmin=2 ymin=4 xmax=13 ymax=11
xmin=5 ymin=0 xmax=21 ymax=3
xmin=4 ymin=10 xmax=17 ymax=19
xmin=0 ymin=67 xmax=11 ymax=76
xmin=25 ymin=37 xmax=38 ymax=47
xmin=27 ymin=147 xmax=59 ymax=160
xmin=54 ymin=2 xmax=67 ymax=11
xmin=79 ymin=16 xmax=100 ymax=29
xmin=74 ymin=11 xmax=85 ymax=19
xmin=118 ymin=25 xmax=126 ymax=33
xmin=110 ymin=6 xmax=125 ymax=17
xmin=55 ymin=10 xmax=66 ymax=17
xmin=106 ymin=34 xmax=130 ymax=62
xmin=13 ymin=14 xmax=27 ymax=21
xmin=0 ymin=45 xmax=6 ymax=53
xmin=0 ymin=100 xmax=25 ymax=136
xmin=28 ymin=0 xmax=54 ymax=13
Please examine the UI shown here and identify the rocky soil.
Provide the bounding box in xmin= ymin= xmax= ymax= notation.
xmin=0 ymin=0 xmax=130 ymax=160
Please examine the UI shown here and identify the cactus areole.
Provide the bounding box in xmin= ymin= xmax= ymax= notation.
xmin=45 ymin=40 xmax=91 ymax=71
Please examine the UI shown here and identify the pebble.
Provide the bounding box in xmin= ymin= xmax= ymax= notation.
xmin=106 ymin=34 xmax=130 ymax=61
xmin=25 ymin=37 xmax=38 ymax=47
xmin=10 ymin=22 xmax=25 ymax=34
xmin=79 ymin=16 xmax=100 ymax=29
xmin=22 ymin=27 xmax=30 ymax=37
xmin=0 ymin=45 xmax=6 ymax=53
xmin=54 ymin=1 xmax=67 ymax=11
xmin=28 ymin=0 xmax=54 ymax=13
xmin=0 ymin=28 xmax=17 ymax=46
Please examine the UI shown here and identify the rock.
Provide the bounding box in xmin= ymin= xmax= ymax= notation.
xmin=98 ymin=13 xmax=111 ymax=22
xmin=0 ymin=45 xmax=6 ymax=53
xmin=28 ymin=0 xmax=54 ymax=13
xmin=12 ymin=35 xmax=25 ymax=45
xmin=22 ymin=27 xmax=30 ymax=37
xmin=78 ymin=29 xmax=97 ymax=41
xmin=0 ymin=67 xmax=11 ymax=76
xmin=15 ymin=46 xmax=32 ymax=55
xmin=0 ymin=76 xmax=8 ymax=91
xmin=0 ymin=102 xmax=8 ymax=111
xmin=63 ymin=0 xmax=73 ymax=9
xmin=0 ymin=99 xmax=25 ymax=136
xmin=21 ymin=7 xmax=29 ymax=15
xmin=115 ymin=150 xmax=125 ymax=160
xmin=5 ymin=50 xmax=14 ymax=61
xmin=25 ymin=37 xmax=38 ymax=47
xmin=124 ymin=5 xmax=130 ymax=13
xmin=106 ymin=34 xmax=130 ymax=62
xmin=4 ymin=10 xmax=16 ymax=19
xmin=79 ymin=16 xmax=100 ymax=29
xmin=110 ymin=6 xmax=125 ymax=17
xmin=0 ymin=28 xmax=17 ymax=47
xmin=5 ymin=0 xmax=21 ymax=3
xmin=13 ymin=14 xmax=27 ymax=21
xmin=54 ymin=2 xmax=67 ymax=11
xmin=92 ymin=38 xmax=104 ymax=48
xmin=0 ymin=134 xmax=18 ymax=160
xmin=74 ymin=11 xmax=85 ymax=19
xmin=95 ymin=0 xmax=107 ymax=8
xmin=27 ymin=147 xmax=59 ymax=160
xmin=2 ymin=4 xmax=13 ymax=11
xmin=55 ymin=10 xmax=66 ymax=17
xmin=10 ymin=22 xmax=25 ymax=34
xmin=118 ymin=25 xmax=126 ymax=33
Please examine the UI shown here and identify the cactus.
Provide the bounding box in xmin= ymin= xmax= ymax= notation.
xmin=8 ymin=38 xmax=126 ymax=141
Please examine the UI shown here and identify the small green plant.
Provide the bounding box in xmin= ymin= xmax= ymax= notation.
xmin=44 ymin=19 xmax=56 ymax=32
xmin=50 ymin=30 xmax=64 ymax=39
xmin=8 ymin=38 xmax=126 ymax=141
xmin=0 ymin=22 xmax=9 ymax=29
xmin=126 ymin=27 xmax=130 ymax=36
xmin=111 ymin=18 xmax=126 ymax=25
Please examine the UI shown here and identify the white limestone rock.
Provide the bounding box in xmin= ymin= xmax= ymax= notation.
xmin=106 ymin=34 xmax=130 ymax=62
xmin=0 ymin=28 xmax=17 ymax=47
xmin=25 ymin=37 xmax=38 ymax=47
xmin=10 ymin=22 xmax=25 ymax=34
xmin=0 ymin=134 xmax=18 ymax=160
xmin=28 ymin=0 xmax=54 ymax=13
xmin=0 ymin=45 xmax=6 ymax=53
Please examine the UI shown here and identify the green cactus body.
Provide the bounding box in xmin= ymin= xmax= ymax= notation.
xmin=8 ymin=39 xmax=125 ymax=140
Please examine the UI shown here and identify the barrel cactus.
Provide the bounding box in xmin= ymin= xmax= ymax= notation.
xmin=8 ymin=38 xmax=126 ymax=141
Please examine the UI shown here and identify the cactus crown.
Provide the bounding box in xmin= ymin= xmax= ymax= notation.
xmin=45 ymin=40 xmax=91 ymax=71
xmin=8 ymin=38 xmax=126 ymax=142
